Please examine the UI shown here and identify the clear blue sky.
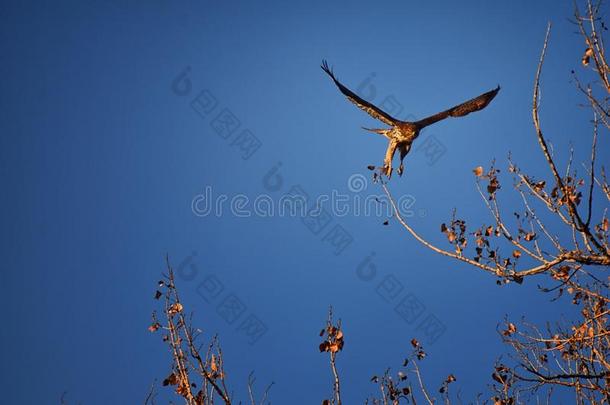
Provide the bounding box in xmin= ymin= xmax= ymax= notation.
xmin=1 ymin=1 xmax=608 ymax=403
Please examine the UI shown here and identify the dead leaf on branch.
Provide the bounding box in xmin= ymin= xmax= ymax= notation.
xmin=582 ymin=47 xmax=594 ymax=66
xmin=523 ymin=232 xmax=536 ymax=241
xmin=210 ymin=354 xmax=218 ymax=373
xmin=502 ymin=323 xmax=517 ymax=336
xmin=487 ymin=177 xmax=500 ymax=195
xmin=176 ymin=383 xmax=190 ymax=397
xmin=552 ymin=266 xmax=571 ymax=282
xmin=485 ymin=225 xmax=494 ymax=236
xmin=168 ymin=302 xmax=183 ymax=315
xmin=319 ymin=325 xmax=345 ymax=353
xmin=163 ymin=372 xmax=179 ymax=386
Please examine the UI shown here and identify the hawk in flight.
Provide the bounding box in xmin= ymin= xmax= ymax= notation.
xmin=321 ymin=60 xmax=500 ymax=178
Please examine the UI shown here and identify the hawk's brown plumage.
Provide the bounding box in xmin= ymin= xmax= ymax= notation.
xmin=321 ymin=60 xmax=500 ymax=178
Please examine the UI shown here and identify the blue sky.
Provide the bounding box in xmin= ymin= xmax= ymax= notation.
xmin=1 ymin=1 xmax=608 ymax=403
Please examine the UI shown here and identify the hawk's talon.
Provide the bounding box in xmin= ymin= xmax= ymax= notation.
xmin=397 ymin=163 xmax=404 ymax=176
xmin=382 ymin=165 xmax=393 ymax=179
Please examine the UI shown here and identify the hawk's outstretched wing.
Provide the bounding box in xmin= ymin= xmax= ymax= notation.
xmin=321 ymin=60 xmax=399 ymax=127
xmin=415 ymin=86 xmax=500 ymax=129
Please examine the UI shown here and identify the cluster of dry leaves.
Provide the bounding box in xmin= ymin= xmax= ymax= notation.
xmin=378 ymin=1 xmax=609 ymax=403
xmin=147 ymin=266 xmax=236 ymax=405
